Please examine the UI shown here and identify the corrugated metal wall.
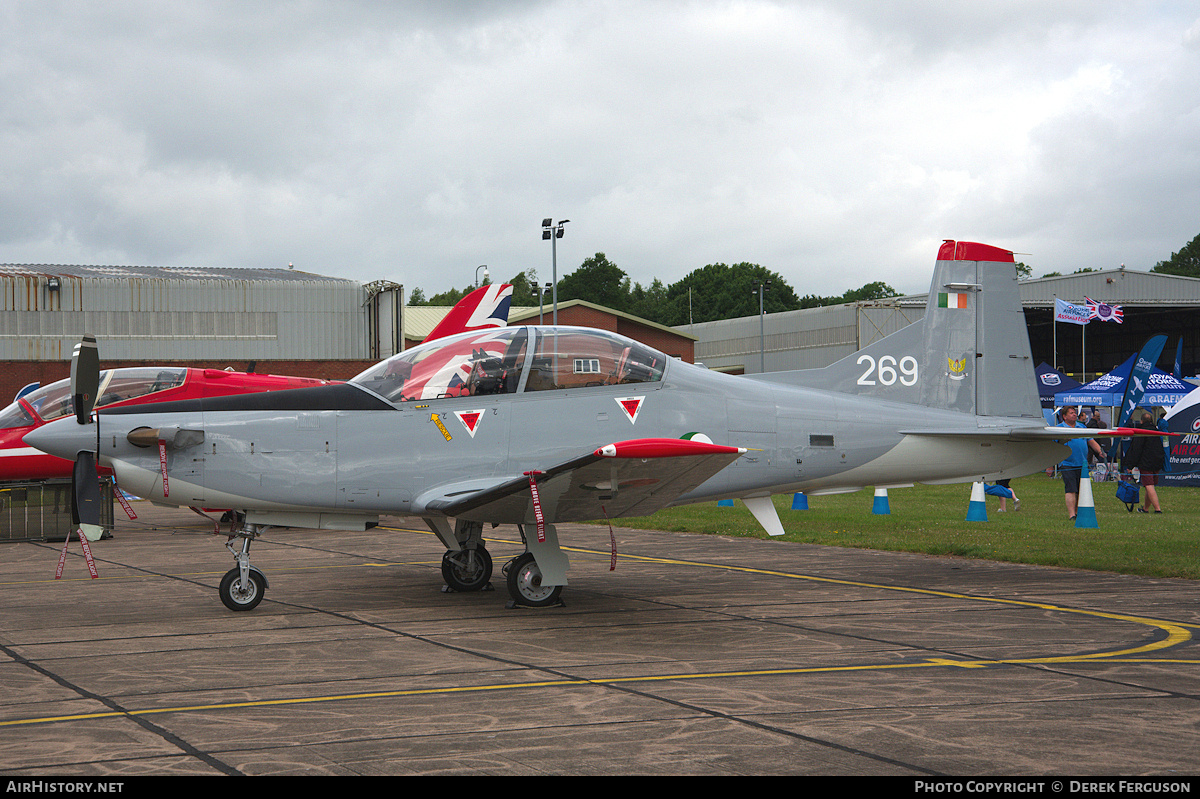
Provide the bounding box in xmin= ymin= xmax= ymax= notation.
xmin=0 ymin=269 xmax=368 ymax=361
xmin=690 ymin=301 xmax=923 ymax=374
xmin=682 ymin=269 xmax=1200 ymax=376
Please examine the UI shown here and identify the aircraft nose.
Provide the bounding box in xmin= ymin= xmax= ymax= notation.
xmin=23 ymin=417 xmax=98 ymax=460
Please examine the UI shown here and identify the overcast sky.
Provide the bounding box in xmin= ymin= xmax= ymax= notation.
xmin=3 ymin=1 xmax=1198 ymax=297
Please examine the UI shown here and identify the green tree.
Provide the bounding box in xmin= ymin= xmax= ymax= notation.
xmin=1152 ymin=232 xmax=1200 ymax=278
xmin=557 ymin=252 xmax=631 ymax=311
xmin=627 ymin=278 xmax=669 ymax=321
xmin=662 ymin=263 xmax=801 ymax=325
xmin=505 ymin=269 xmax=541 ymax=305
xmin=424 ymin=285 xmax=475 ymax=305
xmin=840 ymin=281 xmax=900 ymax=303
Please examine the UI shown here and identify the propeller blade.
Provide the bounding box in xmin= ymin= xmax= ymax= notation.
xmin=71 ymin=451 xmax=105 ymax=541
xmin=70 ymin=334 xmax=100 ymax=425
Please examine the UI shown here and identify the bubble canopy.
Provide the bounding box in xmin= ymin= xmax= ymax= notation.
xmin=351 ymin=327 xmax=668 ymax=404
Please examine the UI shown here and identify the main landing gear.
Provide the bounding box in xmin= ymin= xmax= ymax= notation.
xmin=428 ymin=518 xmax=567 ymax=608
xmin=431 ymin=519 xmax=495 ymax=595
xmin=500 ymin=522 xmax=567 ymax=609
xmin=503 ymin=552 xmax=562 ymax=608
xmin=441 ymin=545 xmax=493 ymax=592
xmin=219 ymin=525 xmax=269 ymax=611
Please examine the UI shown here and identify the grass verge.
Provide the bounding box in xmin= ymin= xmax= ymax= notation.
xmin=587 ymin=474 xmax=1200 ymax=580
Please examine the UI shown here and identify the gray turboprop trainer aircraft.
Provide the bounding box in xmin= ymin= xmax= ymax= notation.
xmin=27 ymin=241 xmax=1147 ymax=611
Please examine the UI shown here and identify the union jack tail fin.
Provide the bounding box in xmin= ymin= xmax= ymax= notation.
xmin=425 ymin=283 xmax=513 ymax=341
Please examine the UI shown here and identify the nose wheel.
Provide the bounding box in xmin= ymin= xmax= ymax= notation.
xmin=219 ymin=566 xmax=266 ymax=611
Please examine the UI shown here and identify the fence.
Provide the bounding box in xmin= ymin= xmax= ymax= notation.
xmin=0 ymin=479 xmax=115 ymax=542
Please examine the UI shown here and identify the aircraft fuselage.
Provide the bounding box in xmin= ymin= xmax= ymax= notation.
xmin=41 ymin=349 xmax=1060 ymax=530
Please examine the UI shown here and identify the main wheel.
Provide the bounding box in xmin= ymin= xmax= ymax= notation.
xmin=441 ymin=545 xmax=493 ymax=592
xmin=505 ymin=552 xmax=562 ymax=608
xmin=219 ymin=567 xmax=266 ymax=611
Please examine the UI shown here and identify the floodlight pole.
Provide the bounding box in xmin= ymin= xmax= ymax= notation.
xmin=542 ymin=219 xmax=569 ymax=326
xmin=753 ymin=280 xmax=771 ymax=373
xmin=539 ymin=282 xmax=552 ymax=324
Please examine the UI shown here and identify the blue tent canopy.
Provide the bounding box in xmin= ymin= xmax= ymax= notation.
xmin=1054 ymin=354 xmax=1196 ymax=408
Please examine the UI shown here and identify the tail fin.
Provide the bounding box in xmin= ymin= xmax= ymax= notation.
xmin=755 ymin=240 xmax=1041 ymax=419
xmin=425 ymin=283 xmax=513 ymax=341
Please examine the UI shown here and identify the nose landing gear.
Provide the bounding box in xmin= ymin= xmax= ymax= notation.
xmin=219 ymin=525 xmax=269 ymax=611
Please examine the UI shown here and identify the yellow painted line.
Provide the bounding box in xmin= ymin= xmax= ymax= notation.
xmin=2 ymin=523 xmax=1193 ymax=731
xmin=390 ymin=524 xmax=1200 ymax=649
xmin=5 ymin=650 xmax=1200 ymax=729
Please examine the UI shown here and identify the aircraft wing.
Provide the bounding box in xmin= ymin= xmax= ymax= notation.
xmin=414 ymin=438 xmax=745 ymax=524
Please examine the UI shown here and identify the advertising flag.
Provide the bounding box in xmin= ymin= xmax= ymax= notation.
xmin=1118 ymin=335 xmax=1168 ymax=426
xmin=1054 ymin=298 xmax=1091 ymax=326
xmin=1085 ymin=297 xmax=1123 ymax=323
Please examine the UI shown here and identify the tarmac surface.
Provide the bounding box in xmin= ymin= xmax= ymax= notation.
xmin=1 ymin=501 xmax=1198 ymax=776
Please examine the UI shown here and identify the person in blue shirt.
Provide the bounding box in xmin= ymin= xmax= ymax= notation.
xmin=1056 ymin=406 xmax=1103 ymax=520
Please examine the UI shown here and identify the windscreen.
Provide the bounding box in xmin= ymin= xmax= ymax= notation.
xmin=11 ymin=367 xmax=187 ymax=423
xmin=352 ymin=329 xmax=528 ymax=402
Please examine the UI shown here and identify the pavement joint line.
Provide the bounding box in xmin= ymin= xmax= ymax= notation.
xmin=3 ymin=529 xmax=1196 ymax=731
xmin=4 ymin=650 xmax=1198 ymax=731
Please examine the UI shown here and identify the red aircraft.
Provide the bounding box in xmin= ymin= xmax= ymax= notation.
xmin=0 ymin=367 xmax=333 ymax=481
xmin=0 ymin=282 xmax=515 ymax=482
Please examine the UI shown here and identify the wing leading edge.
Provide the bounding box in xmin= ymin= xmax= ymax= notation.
xmin=414 ymin=438 xmax=745 ymax=524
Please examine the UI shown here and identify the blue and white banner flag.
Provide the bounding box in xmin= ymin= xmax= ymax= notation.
xmin=1054 ymin=298 xmax=1091 ymax=326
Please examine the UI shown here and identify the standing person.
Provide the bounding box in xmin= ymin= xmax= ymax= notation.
xmin=1056 ymin=406 xmax=1103 ymax=521
xmin=1086 ymin=407 xmax=1108 ymax=478
xmin=1121 ymin=410 xmax=1164 ymax=513
xmin=985 ymin=479 xmax=1019 ymax=512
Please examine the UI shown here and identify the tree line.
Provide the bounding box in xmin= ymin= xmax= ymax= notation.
xmin=408 ymin=229 xmax=1200 ymax=326
xmin=408 ymin=252 xmax=900 ymax=327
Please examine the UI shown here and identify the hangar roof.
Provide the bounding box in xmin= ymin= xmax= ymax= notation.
xmin=1016 ymin=268 xmax=1200 ymax=306
xmin=0 ymin=264 xmax=354 ymax=283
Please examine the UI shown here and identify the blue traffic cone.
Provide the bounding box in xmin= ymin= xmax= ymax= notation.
xmin=872 ymin=488 xmax=890 ymax=515
xmin=1075 ymin=477 xmax=1098 ymax=528
xmin=966 ymin=482 xmax=988 ymax=522
xmin=791 ymin=492 xmax=808 ymax=510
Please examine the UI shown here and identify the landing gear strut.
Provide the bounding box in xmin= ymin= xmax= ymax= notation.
xmin=219 ymin=525 xmax=269 ymax=611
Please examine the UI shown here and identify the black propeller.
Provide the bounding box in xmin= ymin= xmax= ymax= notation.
xmin=69 ymin=335 xmax=104 ymax=541
xmin=71 ymin=335 xmax=99 ymax=424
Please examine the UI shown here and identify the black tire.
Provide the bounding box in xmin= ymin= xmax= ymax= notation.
xmin=219 ymin=567 xmax=266 ymax=611
xmin=506 ymin=552 xmax=562 ymax=608
xmin=441 ymin=545 xmax=493 ymax=592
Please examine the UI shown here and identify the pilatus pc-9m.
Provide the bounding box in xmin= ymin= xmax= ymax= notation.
xmin=28 ymin=242 xmax=1145 ymax=611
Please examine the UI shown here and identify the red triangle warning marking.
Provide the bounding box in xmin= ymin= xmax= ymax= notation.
xmin=615 ymin=396 xmax=643 ymax=424
xmin=455 ymin=410 xmax=484 ymax=437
